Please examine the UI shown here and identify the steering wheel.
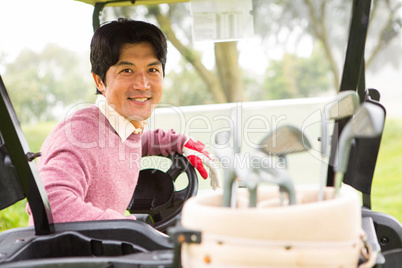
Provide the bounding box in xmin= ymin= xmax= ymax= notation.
xmin=127 ymin=153 xmax=198 ymax=232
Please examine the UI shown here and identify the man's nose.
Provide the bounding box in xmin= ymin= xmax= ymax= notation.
xmin=133 ymin=71 xmax=150 ymax=91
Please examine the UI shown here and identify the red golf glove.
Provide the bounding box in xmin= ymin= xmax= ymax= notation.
xmin=183 ymin=137 xmax=220 ymax=190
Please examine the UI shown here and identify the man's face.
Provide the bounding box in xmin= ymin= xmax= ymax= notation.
xmin=93 ymin=42 xmax=163 ymax=128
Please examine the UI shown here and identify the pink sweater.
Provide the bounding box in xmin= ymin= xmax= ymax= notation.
xmin=27 ymin=105 xmax=186 ymax=225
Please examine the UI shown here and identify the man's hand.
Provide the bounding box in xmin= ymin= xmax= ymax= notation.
xmin=182 ymin=138 xmax=220 ymax=190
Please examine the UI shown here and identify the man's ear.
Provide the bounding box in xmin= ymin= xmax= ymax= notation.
xmin=92 ymin=73 xmax=106 ymax=95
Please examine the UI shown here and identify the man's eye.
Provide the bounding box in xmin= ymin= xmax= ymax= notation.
xmin=122 ymin=69 xmax=132 ymax=73
xmin=149 ymin=68 xmax=159 ymax=73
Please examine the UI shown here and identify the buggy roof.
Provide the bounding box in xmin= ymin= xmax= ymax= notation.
xmin=76 ymin=0 xmax=188 ymax=6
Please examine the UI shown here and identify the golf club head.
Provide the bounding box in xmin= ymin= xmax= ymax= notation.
xmin=234 ymin=153 xmax=274 ymax=189
xmin=318 ymin=91 xmax=360 ymax=201
xmin=326 ymin=90 xmax=360 ymax=120
xmin=214 ymin=131 xmax=232 ymax=164
xmin=334 ymin=102 xmax=385 ymax=173
xmin=259 ymin=125 xmax=312 ymax=157
xmin=321 ymin=90 xmax=360 ymax=155
xmin=238 ymin=153 xmax=297 ymax=206
xmin=259 ymin=168 xmax=297 ymax=205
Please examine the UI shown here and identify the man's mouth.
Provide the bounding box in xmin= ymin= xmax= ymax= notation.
xmin=128 ymin=97 xmax=149 ymax=102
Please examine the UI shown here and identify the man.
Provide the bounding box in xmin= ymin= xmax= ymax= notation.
xmin=27 ymin=18 xmax=219 ymax=225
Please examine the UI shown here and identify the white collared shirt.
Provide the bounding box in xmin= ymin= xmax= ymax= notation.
xmin=95 ymin=95 xmax=145 ymax=142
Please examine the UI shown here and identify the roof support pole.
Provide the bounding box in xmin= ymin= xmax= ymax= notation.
xmin=92 ymin=1 xmax=137 ymax=32
xmin=327 ymin=0 xmax=372 ymax=186
xmin=92 ymin=2 xmax=107 ymax=31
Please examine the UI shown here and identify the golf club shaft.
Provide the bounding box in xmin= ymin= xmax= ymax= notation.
xmin=248 ymin=187 xmax=257 ymax=207
xmin=334 ymin=172 xmax=344 ymax=197
xmin=231 ymin=180 xmax=238 ymax=208
xmin=222 ymin=170 xmax=237 ymax=207
xmin=318 ymin=110 xmax=329 ymax=202
xmin=318 ymin=155 xmax=329 ymax=201
xmin=279 ymin=191 xmax=285 ymax=206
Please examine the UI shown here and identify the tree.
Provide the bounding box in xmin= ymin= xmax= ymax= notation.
xmin=162 ymin=59 xmax=215 ymax=106
xmin=102 ymin=1 xmax=402 ymax=105
xmin=252 ymin=0 xmax=402 ymax=89
xmin=262 ymin=47 xmax=332 ymax=100
xmin=366 ymin=0 xmax=402 ymax=70
xmin=3 ymin=44 xmax=94 ymax=124
xmin=106 ymin=4 xmax=243 ymax=103
xmin=103 ymin=1 xmax=401 ymax=105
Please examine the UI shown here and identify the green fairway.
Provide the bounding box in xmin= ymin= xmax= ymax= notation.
xmin=21 ymin=121 xmax=58 ymax=153
xmin=1 ymin=118 xmax=401 ymax=231
xmin=0 ymin=121 xmax=57 ymax=230
xmin=371 ymin=118 xmax=402 ymax=221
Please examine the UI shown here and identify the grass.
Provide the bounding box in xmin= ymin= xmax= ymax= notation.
xmin=21 ymin=121 xmax=58 ymax=153
xmin=1 ymin=119 xmax=401 ymax=231
xmin=371 ymin=118 xmax=402 ymax=221
xmin=0 ymin=200 xmax=29 ymax=231
xmin=0 ymin=121 xmax=57 ymax=231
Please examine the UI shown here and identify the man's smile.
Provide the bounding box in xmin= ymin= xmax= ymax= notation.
xmin=128 ymin=97 xmax=150 ymax=103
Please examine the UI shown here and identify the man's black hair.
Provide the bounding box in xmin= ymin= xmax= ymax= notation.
xmin=90 ymin=18 xmax=167 ymax=94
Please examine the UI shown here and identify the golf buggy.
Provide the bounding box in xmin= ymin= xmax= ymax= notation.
xmin=0 ymin=0 xmax=401 ymax=267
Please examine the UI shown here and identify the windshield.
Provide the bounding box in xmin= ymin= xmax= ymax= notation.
xmin=0 ymin=0 xmax=401 ymax=189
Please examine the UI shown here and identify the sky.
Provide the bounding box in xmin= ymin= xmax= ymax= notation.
xmin=0 ymin=0 xmax=256 ymax=66
xmin=0 ymin=0 xmax=401 ymax=117
xmin=0 ymin=0 xmax=93 ymax=62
